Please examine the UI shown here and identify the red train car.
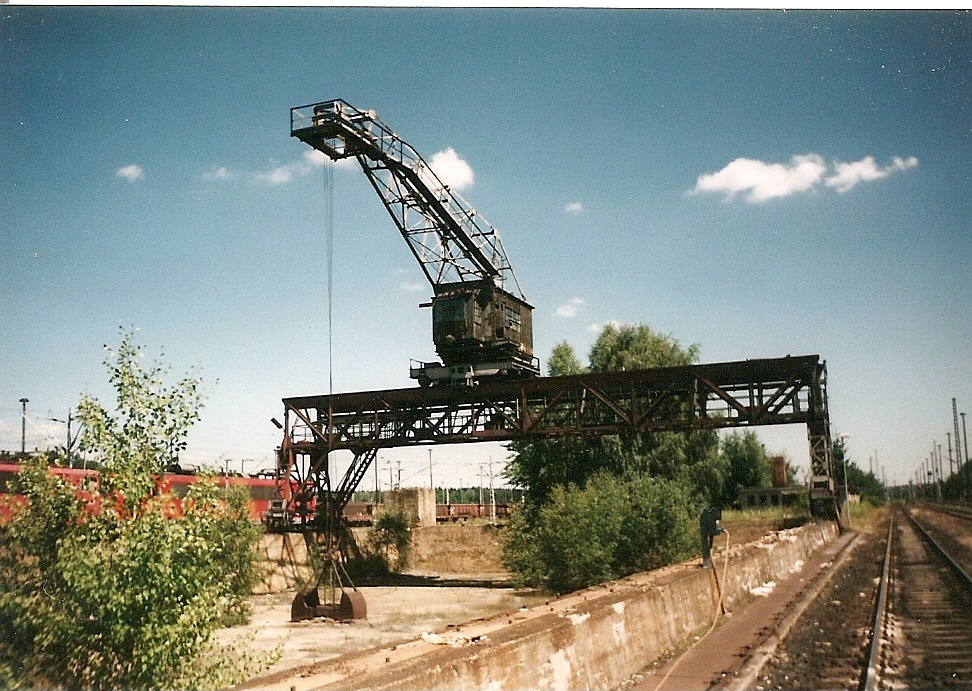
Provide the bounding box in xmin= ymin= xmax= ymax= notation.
xmin=0 ymin=463 xmax=101 ymax=524
xmin=158 ymin=472 xmax=286 ymax=522
xmin=0 ymin=463 xmax=287 ymax=524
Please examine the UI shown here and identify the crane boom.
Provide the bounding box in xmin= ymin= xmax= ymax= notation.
xmin=291 ymin=99 xmax=539 ymax=386
xmin=291 ymin=99 xmax=523 ymax=295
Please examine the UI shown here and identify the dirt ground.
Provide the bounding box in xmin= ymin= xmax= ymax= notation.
xmin=219 ymin=583 xmax=546 ymax=684
xmin=225 ymin=515 xmax=802 ymax=687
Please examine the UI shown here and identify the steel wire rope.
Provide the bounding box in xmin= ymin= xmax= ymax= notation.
xmin=652 ymin=529 xmax=731 ymax=691
xmin=323 ymin=155 xmax=334 ymax=399
xmin=324 ymin=158 xmax=335 ymax=552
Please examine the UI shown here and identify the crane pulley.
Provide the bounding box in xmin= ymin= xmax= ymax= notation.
xmin=291 ymin=99 xmax=539 ymax=386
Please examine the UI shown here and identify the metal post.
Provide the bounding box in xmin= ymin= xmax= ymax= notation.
xmin=963 ymin=411 xmax=971 ymax=505
xmin=962 ymin=411 xmax=969 ymax=465
xmin=66 ymin=408 xmax=72 ymax=464
xmin=488 ymin=457 xmax=496 ymax=523
xmin=19 ymin=398 xmax=28 ymax=454
xmin=948 ymin=433 xmax=954 ymax=480
xmin=838 ymin=433 xmax=851 ymax=527
xmin=953 ymin=398 xmax=963 ymax=477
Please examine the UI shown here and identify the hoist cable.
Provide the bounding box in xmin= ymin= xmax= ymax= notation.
xmin=323 ymin=157 xmax=334 ymax=398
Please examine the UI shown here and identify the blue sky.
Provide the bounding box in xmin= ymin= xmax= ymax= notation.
xmin=3 ymin=8 xmax=970 ymax=491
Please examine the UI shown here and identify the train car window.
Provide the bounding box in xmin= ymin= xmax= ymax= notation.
xmin=247 ymin=484 xmax=280 ymax=501
xmin=0 ymin=469 xmax=17 ymax=494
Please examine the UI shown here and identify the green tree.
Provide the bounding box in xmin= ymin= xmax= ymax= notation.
xmin=0 ymin=331 xmax=268 ymax=690
xmin=588 ymin=323 xmax=698 ymax=373
xmin=502 ymin=323 xmax=718 ymax=591
xmin=719 ymin=430 xmax=772 ymax=505
xmin=505 ymin=323 xmax=720 ymax=505
xmin=832 ymin=437 xmax=886 ymax=506
xmin=546 ymin=340 xmax=585 ymax=376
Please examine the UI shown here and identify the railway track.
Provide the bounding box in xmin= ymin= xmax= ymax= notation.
xmin=867 ymin=505 xmax=972 ymax=690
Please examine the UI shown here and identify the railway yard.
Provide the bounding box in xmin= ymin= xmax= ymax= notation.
xmin=232 ymin=503 xmax=971 ymax=691
xmin=753 ymin=503 xmax=971 ymax=690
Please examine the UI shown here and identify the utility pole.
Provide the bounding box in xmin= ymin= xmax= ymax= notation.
xmin=488 ymin=457 xmax=496 ymax=523
xmin=962 ymin=411 xmax=970 ymax=504
xmin=962 ymin=411 xmax=969 ymax=466
xmin=478 ymin=465 xmax=484 ymax=514
xmin=66 ymin=408 xmax=73 ymax=464
xmin=948 ymin=433 xmax=954 ymax=479
xmin=953 ymin=398 xmax=963 ymax=477
xmin=838 ymin=433 xmax=851 ymax=527
xmin=19 ymin=398 xmax=28 ymax=454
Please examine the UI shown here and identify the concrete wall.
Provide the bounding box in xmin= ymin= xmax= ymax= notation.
xmin=385 ymin=488 xmax=437 ymax=527
xmin=255 ymin=521 xmax=508 ymax=593
xmin=310 ymin=520 xmax=839 ymax=691
xmin=408 ymin=523 xmax=508 ymax=576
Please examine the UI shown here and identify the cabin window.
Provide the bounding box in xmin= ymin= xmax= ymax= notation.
xmin=505 ymin=306 xmax=521 ymax=332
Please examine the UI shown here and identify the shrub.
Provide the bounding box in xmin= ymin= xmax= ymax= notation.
xmin=0 ymin=331 xmax=270 ymax=689
xmin=368 ymin=506 xmax=412 ymax=571
xmin=502 ymin=471 xmax=700 ymax=593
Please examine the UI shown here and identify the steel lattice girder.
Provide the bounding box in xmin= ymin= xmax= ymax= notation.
xmin=283 ymin=356 xmax=828 ymax=445
xmin=279 ymin=355 xmax=835 ymax=504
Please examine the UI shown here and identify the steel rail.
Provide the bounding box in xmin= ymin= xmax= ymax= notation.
xmin=907 ymin=505 xmax=972 ymax=588
xmin=864 ymin=514 xmax=894 ymax=691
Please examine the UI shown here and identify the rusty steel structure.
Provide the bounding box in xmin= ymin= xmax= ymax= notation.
xmin=275 ymin=354 xmax=839 ymax=530
xmin=279 ymin=100 xmax=841 ymax=620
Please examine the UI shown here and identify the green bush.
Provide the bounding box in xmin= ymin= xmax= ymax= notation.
xmin=368 ymin=506 xmax=412 ymax=571
xmin=0 ymin=331 xmax=270 ymax=690
xmin=502 ymin=471 xmax=700 ymax=593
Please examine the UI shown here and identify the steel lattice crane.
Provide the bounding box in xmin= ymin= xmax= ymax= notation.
xmin=291 ymin=99 xmax=539 ymax=386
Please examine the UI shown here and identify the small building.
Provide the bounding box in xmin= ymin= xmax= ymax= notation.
xmin=737 ymin=486 xmax=805 ymax=511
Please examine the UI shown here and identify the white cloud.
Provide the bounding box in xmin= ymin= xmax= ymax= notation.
xmin=587 ymin=319 xmax=624 ymax=334
xmin=303 ymin=149 xmax=328 ymax=167
xmin=564 ymin=201 xmax=584 ymax=214
xmin=427 ymin=147 xmax=474 ymax=191
xmin=690 ymin=154 xmax=826 ymax=203
xmin=825 ymin=155 xmax=918 ymax=193
xmin=259 ymin=165 xmax=295 ymax=186
xmin=116 ymin=164 xmax=144 ymax=182
xmin=203 ymin=165 xmax=234 ymax=181
xmin=400 ymin=280 xmax=426 ymax=292
xmin=556 ymin=297 xmax=585 ymax=318
xmin=689 ymin=153 xmax=918 ymax=203
xmin=257 ymin=149 xmax=356 ymax=185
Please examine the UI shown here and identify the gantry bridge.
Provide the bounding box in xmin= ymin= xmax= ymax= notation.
xmin=275 ymin=354 xmax=838 ymax=529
